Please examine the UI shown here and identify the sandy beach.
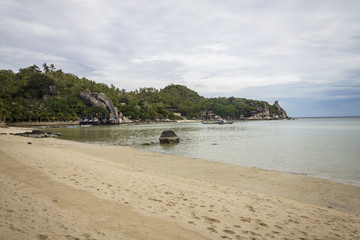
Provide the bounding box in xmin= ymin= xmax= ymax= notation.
xmin=0 ymin=127 xmax=359 ymax=240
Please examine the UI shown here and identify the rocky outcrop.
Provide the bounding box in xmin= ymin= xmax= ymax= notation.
xmin=159 ymin=130 xmax=180 ymax=144
xmin=117 ymin=112 xmax=133 ymax=123
xmin=79 ymin=91 xmax=117 ymax=120
xmin=247 ymin=101 xmax=290 ymax=120
xmin=273 ymin=100 xmax=288 ymax=119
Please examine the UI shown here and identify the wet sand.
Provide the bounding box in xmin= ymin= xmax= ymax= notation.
xmin=0 ymin=127 xmax=359 ymax=239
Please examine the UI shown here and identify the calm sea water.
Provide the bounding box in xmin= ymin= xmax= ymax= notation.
xmin=54 ymin=117 xmax=360 ymax=186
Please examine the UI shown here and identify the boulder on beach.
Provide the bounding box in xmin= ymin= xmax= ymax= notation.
xmin=159 ymin=130 xmax=180 ymax=144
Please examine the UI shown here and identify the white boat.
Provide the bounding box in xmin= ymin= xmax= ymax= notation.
xmin=201 ymin=120 xmax=219 ymax=124
xmin=218 ymin=119 xmax=234 ymax=124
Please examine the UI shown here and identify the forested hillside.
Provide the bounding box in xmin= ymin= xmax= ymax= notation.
xmin=0 ymin=64 xmax=283 ymax=122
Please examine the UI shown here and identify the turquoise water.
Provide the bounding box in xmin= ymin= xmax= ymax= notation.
xmin=55 ymin=118 xmax=360 ymax=186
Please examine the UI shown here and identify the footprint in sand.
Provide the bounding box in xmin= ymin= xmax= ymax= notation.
xmin=256 ymin=219 xmax=268 ymax=227
xmin=245 ymin=205 xmax=256 ymax=212
xmin=203 ymin=216 xmax=221 ymax=223
xmin=239 ymin=217 xmax=251 ymax=223
xmin=207 ymin=227 xmax=217 ymax=233
xmin=223 ymin=229 xmax=235 ymax=234
xmin=37 ymin=234 xmax=49 ymax=240
xmin=274 ymin=224 xmax=283 ymax=229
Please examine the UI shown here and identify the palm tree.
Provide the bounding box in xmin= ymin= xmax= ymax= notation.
xmin=29 ymin=64 xmax=41 ymax=73
xmin=43 ymin=63 xmax=50 ymax=74
xmin=50 ymin=64 xmax=56 ymax=72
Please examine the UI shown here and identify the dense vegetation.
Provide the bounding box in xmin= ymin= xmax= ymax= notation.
xmin=0 ymin=64 xmax=280 ymax=122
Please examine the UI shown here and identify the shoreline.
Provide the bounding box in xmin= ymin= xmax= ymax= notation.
xmin=4 ymin=121 xmax=80 ymax=128
xmin=0 ymin=117 xmax=293 ymax=128
xmin=134 ymin=144 xmax=360 ymax=188
xmin=3 ymin=126 xmax=360 ymax=208
xmin=1 ymin=120 xmax=199 ymax=128
xmin=1 ymin=127 xmax=359 ymax=239
xmin=47 ymin=121 xmax=360 ymax=188
xmin=2 ymin=116 xmax=359 ymax=128
xmin=273 ymin=169 xmax=360 ymax=188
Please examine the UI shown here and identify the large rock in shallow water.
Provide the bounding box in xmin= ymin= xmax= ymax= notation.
xmin=159 ymin=130 xmax=180 ymax=144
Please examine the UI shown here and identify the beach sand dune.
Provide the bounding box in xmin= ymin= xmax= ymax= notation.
xmin=1 ymin=127 xmax=359 ymax=239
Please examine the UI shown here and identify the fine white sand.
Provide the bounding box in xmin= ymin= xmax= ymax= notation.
xmin=1 ymin=127 xmax=359 ymax=240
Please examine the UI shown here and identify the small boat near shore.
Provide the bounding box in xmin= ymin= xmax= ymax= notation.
xmin=218 ymin=120 xmax=234 ymax=124
xmin=201 ymin=120 xmax=234 ymax=124
xmin=79 ymin=116 xmax=119 ymax=126
xmin=201 ymin=120 xmax=219 ymax=124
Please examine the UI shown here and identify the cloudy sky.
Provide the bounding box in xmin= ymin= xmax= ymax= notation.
xmin=1 ymin=0 xmax=360 ymax=117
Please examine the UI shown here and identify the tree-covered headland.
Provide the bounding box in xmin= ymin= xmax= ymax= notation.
xmin=0 ymin=64 xmax=285 ymax=122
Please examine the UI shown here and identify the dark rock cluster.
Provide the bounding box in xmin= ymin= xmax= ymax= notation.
xmin=12 ymin=130 xmax=61 ymax=138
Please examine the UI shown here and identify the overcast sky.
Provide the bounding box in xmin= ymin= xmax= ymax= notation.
xmin=1 ymin=0 xmax=360 ymax=117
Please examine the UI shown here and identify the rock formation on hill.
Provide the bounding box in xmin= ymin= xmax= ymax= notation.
xmin=248 ymin=101 xmax=290 ymax=120
xmin=273 ymin=100 xmax=288 ymax=119
xmin=79 ymin=91 xmax=117 ymax=120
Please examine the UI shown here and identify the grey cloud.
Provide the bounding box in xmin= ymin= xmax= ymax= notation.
xmin=1 ymin=0 xmax=360 ymax=116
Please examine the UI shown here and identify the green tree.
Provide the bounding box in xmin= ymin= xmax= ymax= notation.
xmin=0 ymin=64 xmax=282 ymax=122
xmin=84 ymin=106 xmax=108 ymax=119
xmin=25 ymin=73 xmax=55 ymax=98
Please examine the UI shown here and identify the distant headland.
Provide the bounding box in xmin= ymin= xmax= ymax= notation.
xmin=0 ymin=64 xmax=290 ymax=126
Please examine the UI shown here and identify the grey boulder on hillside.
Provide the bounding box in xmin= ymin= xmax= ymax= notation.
xmin=79 ymin=91 xmax=117 ymax=120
